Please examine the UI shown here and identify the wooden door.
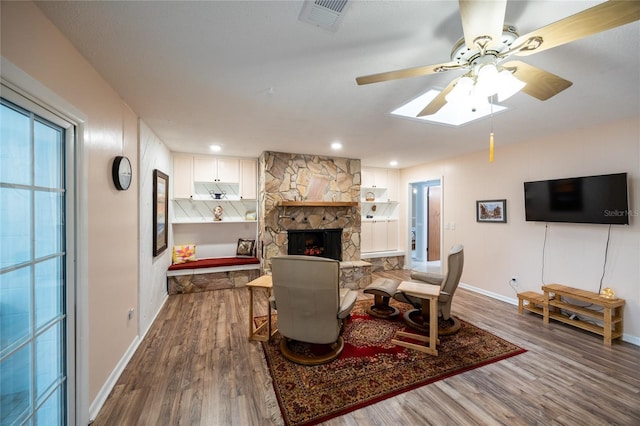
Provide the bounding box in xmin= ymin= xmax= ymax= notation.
xmin=427 ymin=186 xmax=441 ymax=261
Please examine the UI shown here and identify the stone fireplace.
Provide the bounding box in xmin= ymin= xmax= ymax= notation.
xmin=287 ymin=228 xmax=343 ymax=261
xmin=258 ymin=151 xmax=362 ymax=275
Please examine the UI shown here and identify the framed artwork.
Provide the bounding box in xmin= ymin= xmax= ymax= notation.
xmin=476 ymin=199 xmax=507 ymax=223
xmin=153 ymin=169 xmax=169 ymax=256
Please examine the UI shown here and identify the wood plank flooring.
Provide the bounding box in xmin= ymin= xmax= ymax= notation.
xmin=91 ymin=270 xmax=640 ymax=425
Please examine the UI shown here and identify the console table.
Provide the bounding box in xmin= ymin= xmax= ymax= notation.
xmin=247 ymin=275 xmax=277 ymax=342
xmin=518 ymin=284 xmax=625 ymax=346
xmin=391 ymin=281 xmax=440 ymax=355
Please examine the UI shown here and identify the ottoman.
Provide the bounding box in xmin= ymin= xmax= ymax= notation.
xmin=363 ymin=278 xmax=401 ymax=319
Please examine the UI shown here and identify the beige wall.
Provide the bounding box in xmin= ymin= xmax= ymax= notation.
xmin=1 ymin=0 xmax=142 ymax=415
xmin=400 ymin=117 xmax=640 ymax=340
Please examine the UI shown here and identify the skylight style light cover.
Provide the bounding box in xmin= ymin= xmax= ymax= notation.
xmin=391 ymin=90 xmax=507 ymax=127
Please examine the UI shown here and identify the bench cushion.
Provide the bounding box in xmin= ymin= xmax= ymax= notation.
xmin=168 ymin=256 xmax=259 ymax=271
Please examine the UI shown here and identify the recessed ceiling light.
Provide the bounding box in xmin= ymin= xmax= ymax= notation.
xmin=209 ymin=144 xmax=222 ymax=152
xmin=391 ymin=89 xmax=507 ymax=126
xmin=331 ymin=142 xmax=342 ymax=150
xmin=389 ymin=160 xmax=398 ymax=167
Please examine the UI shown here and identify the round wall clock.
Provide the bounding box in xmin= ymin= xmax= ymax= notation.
xmin=112 ymin=155 xmax=132 ymax=190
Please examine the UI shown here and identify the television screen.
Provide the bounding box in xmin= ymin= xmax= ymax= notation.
xmin=524 ymin=173 xmax=629 ymax=225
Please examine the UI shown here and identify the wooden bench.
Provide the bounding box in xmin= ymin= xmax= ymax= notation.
xmin=542 ymin=284 xmax=625 ymax=346
xmin=518 ymin=285 xmax=625 ymax=345
xmin=517 ymin=291 xmax=546 ymax=316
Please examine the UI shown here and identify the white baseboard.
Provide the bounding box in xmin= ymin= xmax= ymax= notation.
xmin=458 ymin=282 xmax=639 ymax=346
xmin=89 ymin=293 xmax=169 ymax=421
xmin=89 ymin=336 xmax=140 ymax=421
xmin=458 ymin=282 xmax=519 ymax=306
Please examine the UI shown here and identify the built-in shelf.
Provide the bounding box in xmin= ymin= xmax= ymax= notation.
xmin=173 ymin=195 xmax=256 ymax=202
xmin=361 ymin=200 xmax=399 ymax=204
xmin=172 ymin=218 xmax=257 ymax=224
xmin=277 ymin=201 xmax=358 ymax=207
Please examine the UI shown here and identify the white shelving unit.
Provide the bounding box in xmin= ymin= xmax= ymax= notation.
xmin=171 ymin=154 xmax=258 ymax=254
xmin=172 ymin=197 xmax=257 ymax=223
xmin=361 ymin=167 xmax=400 ymax=254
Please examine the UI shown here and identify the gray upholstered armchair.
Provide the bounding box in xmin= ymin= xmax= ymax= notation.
xmin=271 ymin=255 xmax=357 ymax=365
xmin=394 ymin=244 xmax=464 ymax=335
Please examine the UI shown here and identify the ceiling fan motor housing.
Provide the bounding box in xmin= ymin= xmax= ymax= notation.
xmin=450 ymin=25 xmax=519 ymax=67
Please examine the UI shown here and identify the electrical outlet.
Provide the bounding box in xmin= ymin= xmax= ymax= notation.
xmin=128 ymin=308 xmax=135 ymax=320
xmin=510 ymin=277 xmax=518 ymax=287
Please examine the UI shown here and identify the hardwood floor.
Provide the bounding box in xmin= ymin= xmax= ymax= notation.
xmin=91 ymin=270 xmax=640 ymax=425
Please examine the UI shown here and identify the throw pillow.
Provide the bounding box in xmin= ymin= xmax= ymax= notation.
xmin=172 ymin=244 xmax=196 ymax=264
xmin=236 ymin=239 xmax=255 ymax=258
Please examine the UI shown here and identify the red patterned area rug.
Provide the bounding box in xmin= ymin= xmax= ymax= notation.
xmin=258 ymin=300 xmax=526 ymax=426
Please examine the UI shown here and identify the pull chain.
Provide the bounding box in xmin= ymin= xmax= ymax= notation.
xmin=489 ymin=96 xmax=495 ymax=163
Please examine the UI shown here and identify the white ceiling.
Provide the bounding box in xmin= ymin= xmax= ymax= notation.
xmin=35 ymin=1 xmax=639 ymax=168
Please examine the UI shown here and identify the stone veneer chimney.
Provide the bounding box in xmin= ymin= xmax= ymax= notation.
xmin=258 ymin=151 xmax=361 ymax=271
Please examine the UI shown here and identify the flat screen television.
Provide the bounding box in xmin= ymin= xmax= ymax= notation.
xmin=524 ymin=173 xmax=629 ymax=225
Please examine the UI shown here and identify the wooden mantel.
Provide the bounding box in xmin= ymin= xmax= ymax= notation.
xmin=277 ymin=201 xmax=358 ymax=207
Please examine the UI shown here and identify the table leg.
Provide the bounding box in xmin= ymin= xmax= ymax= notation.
xmin=248 ymin=286 xmax=276 ymax=342
xmin=248 ymin=287 xmax=255 ymax=340
xmin=603 ymin=306 xmax=612 ymax=346
xmin=428 ymin=296 xmax=438 ymax=354
xmin=391 ymin=295 xmax=439 ymax=356
xmin=543 ymin=290 xmax=550 ymax=324
xmin=266 ymin=288 xmax=272 ymax=338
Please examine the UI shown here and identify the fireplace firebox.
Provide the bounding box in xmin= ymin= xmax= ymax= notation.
xmin=287 ymin=228 xmax=342 ymax=261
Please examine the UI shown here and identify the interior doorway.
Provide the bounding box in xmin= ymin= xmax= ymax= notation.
xmin=410 ymin=179 xmax=442 ymax=272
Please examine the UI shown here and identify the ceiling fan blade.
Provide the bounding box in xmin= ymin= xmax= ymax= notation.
xmin=355 ymin=61 xmax=463 ymax=85
xmin=459 ymin=0 xmax=507 ymax=49
xmin=503 ymin=61 xmax=572 ymax=101
xmin=416 ymin=78 xmax=460 ymax=117
xmin=513 ymin=0 xmax=640 ymax=57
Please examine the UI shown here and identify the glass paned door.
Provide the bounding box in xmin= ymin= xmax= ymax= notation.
xmin=1 ymin=96 xmax=68 ymax=425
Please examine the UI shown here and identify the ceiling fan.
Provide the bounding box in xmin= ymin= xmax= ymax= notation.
xmin=356 ymin=0 xmax=640 ymax=117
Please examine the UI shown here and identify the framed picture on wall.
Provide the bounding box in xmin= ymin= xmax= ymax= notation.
xmin=153 ymin=169 xmax=169 ymax=256
xmin=476 ymin=199 xmax=507 ymax=223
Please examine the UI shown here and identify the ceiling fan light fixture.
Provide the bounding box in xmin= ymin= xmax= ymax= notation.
xmin=445 ymin=76 xmax=474 ymax=104
xmin=475 ymin=63 xmax=500 ymax=98
xmin=496 ymin=69 xmax=526 ymax=102
xmin=449 ymin=64 xmax=525 ymax=106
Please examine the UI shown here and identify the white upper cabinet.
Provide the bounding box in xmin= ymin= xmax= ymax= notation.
xmin=173 ymin=155 xmax=194 ymax=199
xmin=362 ymin=167 xmax=400 ymax=202
xmin=386 ymin=168 xmax=399 ymax=202
xmin=362 ymin=167 xmax=388 ymax=188
xmin=240 ymin=159 xmax=257 ymax=200
xmin=193 ymin=156 xmax=240 ymax=183
xmin=173 ymin=154 xmax=257 ymax=201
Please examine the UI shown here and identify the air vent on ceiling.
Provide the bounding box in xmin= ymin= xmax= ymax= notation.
xmin=299 ymin=0 xmax=350 ymax=32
